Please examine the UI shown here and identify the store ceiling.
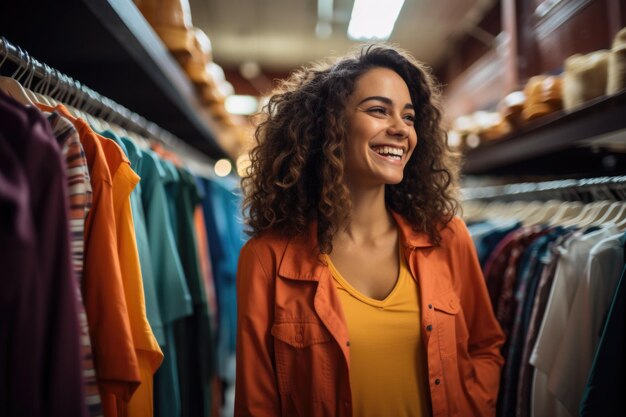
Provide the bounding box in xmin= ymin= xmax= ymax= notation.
xmin=190 ymin=0 xmax=497 ymax=73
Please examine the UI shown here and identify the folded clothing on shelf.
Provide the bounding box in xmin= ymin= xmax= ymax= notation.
xmin=563 ymin=50 xmax=609 ymax=110
xmin=607 ymin=26 xmax=626 ymax=95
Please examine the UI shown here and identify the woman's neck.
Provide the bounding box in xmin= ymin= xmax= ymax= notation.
xmin=338 ymin=184 xmax=395 ymax=245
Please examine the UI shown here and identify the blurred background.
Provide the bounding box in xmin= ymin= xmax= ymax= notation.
xmin=1 ymin=2 xmax=626 ymax=417
xmin=2 ymin=0 xmax=625 ymax=180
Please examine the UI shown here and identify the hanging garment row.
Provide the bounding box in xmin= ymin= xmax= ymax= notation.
xmin=0 ymin=38 xmax=243 ymax=417
xmin=462 ymin=178 xmax=626 ymax=417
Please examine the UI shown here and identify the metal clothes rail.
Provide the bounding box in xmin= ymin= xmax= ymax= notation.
xmin=462 ymin=175 xmax=626 ymax=202
xmin=0 ymin=36 xmax=215 ymax=168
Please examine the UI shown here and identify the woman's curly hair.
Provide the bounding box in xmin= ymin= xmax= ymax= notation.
xmin=242 ymin=44 xmax=459 ymax=253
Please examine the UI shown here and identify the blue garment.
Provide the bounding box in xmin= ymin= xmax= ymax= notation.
xmin=468 ymin=219 xmax=521 ymax=267
xmin=198 ymin=176 xmax=245 ymax=378
xmin=579 ymin=233 xmax=626 ymax=417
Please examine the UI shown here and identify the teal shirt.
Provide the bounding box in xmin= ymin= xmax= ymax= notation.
xmin=136 ymin=148 xmax=192 ymax=417
xmin=99 ymin=130 xmax=166 ymax=345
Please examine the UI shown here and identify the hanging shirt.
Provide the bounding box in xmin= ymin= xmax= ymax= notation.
xmin=45 ymin=110 xmax=103 ymax=417
xmin=97 ymin=131 xmax=164 ymax=417
xmin=192 ymin=183 xmax=219 ymax=330
xmin=167 ymin=166 xmax=214 ymax=417
xmin=548 ymin=231 xmax=625 ymax=415
xmin=120 ymin=135 xmax=165 ymax=346
xmin=200 ymin=176 xmax=245 ymax=380
xmin=324 ymin=245 xmax=431 ymax=417
xmin=516 ymin=228 xmax=579 ymax=417
xmin=0 ymin=93 xmax=88 ymax=417
xmin=136 ymin=149 xmax=192 ymax=417
xmin=530 ymin=225 xmax=619 ymax=417
xmin=47 ymin=104 xmax=141 ymax=417
xmin=498 ymin=227 xmax=567 ymax=417
xmin=580 ymin=233 xmax=626 ymax=416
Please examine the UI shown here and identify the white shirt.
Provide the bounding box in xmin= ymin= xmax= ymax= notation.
xmin=530 ymin=226 xmax=619 ymax=417
xmin=549 ymin=232 xmax=624 ymax=415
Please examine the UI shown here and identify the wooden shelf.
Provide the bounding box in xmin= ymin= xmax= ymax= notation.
xmin=0 ymin=0 xmax=227 ymax=160
xmin=463 ymin=89 xmax=626 ymax=177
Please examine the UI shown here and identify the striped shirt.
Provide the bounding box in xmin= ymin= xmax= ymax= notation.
xmin=45 ymin=111 xmax=103 ymax=417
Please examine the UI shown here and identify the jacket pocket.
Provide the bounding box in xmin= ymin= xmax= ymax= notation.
xmin=432 ymin=289 xmax=460 ymax=314
xmin=271 ymin=322 xmax=332 ymax=348
xmin=271 ymin=321 xmax=334 ymax=403
xmin=432 ymin=289 xmax=461 ymax=359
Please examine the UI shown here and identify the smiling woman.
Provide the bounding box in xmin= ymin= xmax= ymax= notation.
xmin=235 ymin=44 xmax=505 ymax=417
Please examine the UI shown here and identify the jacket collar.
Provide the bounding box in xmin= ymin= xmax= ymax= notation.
xmin=277 ymin=212 xmax=434 ymax=281
xmin=391 ymin=211 xmax=436 ymax=249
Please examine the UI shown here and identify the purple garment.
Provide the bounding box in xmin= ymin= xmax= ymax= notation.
xmin=0 ymin=92 xmax=88 ymax=417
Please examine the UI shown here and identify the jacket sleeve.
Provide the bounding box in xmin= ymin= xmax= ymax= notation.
xmin=454 ymin=218 xmax=506 ymax=415
xmin=234 ymin=239 xmax=281 ymax=417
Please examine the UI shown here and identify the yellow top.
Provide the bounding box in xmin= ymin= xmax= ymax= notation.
xmin=324 ymin=247 xmax=431 ymax=417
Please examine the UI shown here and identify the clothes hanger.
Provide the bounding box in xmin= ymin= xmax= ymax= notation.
xmin=89 ymin=92 xmax=114 ymax=133
xmin=21 ymin=51 xmax=46 ymax=106
xmin=576 ymin=201 xmax=612 ymax=228
xmin=32 ymin=63 xmax=54 ymax=106
xmin=460 ymin=200 xmax=487 ymax=222
xmin=574 ymin=185 xmax=615 ymax=227
xmin=513 ymin=199 xmax=543 ymax=222
xmin=0 ymin=41 xmax=35 ymax=105
xmin=43 ymin=67 xmax=62 ymax=106
xmin=522 ymin=199 xmax=563 ymax=226
xmin=56 ymin=73 xmax=76 ymax=115
xmin=549 ymin=201 xmax=584 ymax=226
xmin=506 ymin=200 xmax=537 ymax=221
xmin=601 ymin=183 xmax=626 ymax=230
xmin=591 ymin=201 xmax=622 ymax=226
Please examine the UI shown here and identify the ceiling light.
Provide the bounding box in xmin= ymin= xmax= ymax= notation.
xmin=316 ymin=0 xmax=334 ymax=38
xmin=347 ymin=0 xmax=405 ymax=40
xmin=225 ymin=95 xmax=259 ymax=115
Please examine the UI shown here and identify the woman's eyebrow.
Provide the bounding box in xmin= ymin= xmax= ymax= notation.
xmin=357 ymin=96 xmax=414 ymax=110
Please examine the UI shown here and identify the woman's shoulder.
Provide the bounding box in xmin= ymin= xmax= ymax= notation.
xmin=439 ymin=215 xmax=473 ymax=246
xmin=240 ymin=228 xmax=302 ymax=263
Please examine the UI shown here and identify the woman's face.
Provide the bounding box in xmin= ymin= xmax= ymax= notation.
xmin=343 ymin=67 xmax=417 ymax=189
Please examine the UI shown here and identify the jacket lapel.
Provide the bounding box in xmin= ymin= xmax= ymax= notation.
xmin=277 ymin=222 xmax=351 ymax=366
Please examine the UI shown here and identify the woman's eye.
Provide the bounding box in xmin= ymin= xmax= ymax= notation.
xmin=403 ymin=114 xmax=415 ymax=123
xmin=368 ymin=107 xmax=387 ymax=115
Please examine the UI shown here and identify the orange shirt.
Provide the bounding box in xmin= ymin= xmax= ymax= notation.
xmin=98 ymin=135 xmax=164 ymax=417
xmin=46 ymin=105 xmax=141 ymax=416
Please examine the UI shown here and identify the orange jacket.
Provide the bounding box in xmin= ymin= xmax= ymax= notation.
xmin=235 ymin=214 xmax=505 ymax=417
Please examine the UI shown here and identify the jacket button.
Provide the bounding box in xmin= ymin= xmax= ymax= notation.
xmin=346 ymin=341 xmax=350 ymax=347
xmin=435 ymin=378 xmax=441 ymax=385
xmin=426 ymin=325 xmax=432 ymax=331
xmin=295 ymin=333 xmax=303 ymax=343
xmin=428 ymin=304 xmax=433 ymax=309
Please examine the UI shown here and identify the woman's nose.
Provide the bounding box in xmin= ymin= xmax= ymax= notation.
xmin=387 ymin=114 xmax=410 ymax=138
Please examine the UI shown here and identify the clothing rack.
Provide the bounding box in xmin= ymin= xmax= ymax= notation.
xmin=0 ymin=36 xmax=218 ymax=175
xmin=461 ymin=175 xmax=626 ymax=202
